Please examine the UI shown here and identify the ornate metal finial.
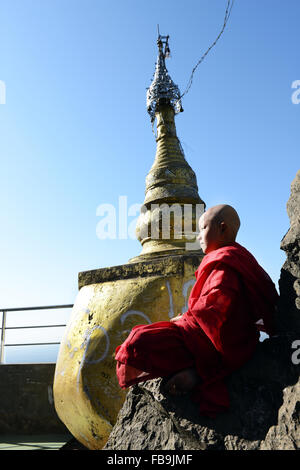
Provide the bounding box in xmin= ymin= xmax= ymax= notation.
xmin=146 ymin=32 xmax=183 ymax=123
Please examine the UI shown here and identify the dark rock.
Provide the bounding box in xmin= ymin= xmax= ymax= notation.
xmin=59 ymin=437 xmax=89 ymax=450
xmin=277 ymin=170 xmax=300 ymax=335
xmin=104 ymin=338 xmax=299 ymax=450
xmin=104 ymin=171 xmax=300 ymax=451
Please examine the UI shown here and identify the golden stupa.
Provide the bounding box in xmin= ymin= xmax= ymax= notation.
xmin=53 ymin=34 xmax=205 ymax=449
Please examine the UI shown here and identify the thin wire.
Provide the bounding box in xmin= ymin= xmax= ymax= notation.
xmin=179 ymin=0 xmax=235 ymax=101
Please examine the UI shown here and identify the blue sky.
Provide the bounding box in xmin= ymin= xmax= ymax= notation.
xmin=0 ymin=0 xmax=299 ymax=358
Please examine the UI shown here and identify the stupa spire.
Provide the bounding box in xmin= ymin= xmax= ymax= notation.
xmin=146 ymin=33 xmax=183 ymax=122
xmin=132 ymin=33 xmax=205 ymax=261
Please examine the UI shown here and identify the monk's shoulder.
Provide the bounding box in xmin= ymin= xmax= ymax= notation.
xmin=202 ymin=262 xmax=241 ymax=294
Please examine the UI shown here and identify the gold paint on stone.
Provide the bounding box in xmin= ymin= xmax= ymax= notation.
xmin=54 ymin=257 xmax=202 ymax=449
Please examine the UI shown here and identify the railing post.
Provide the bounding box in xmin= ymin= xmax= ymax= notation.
xmin=0 ymin=310 xmax=7 ymax=364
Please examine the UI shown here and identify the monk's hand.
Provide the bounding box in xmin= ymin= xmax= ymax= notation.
xmin=170 ymin=314 xmax=183 ymax=323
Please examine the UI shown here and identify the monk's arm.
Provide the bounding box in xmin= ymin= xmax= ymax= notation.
xmin=170 ymin=314 xmax=183 ymax=322
xmin=187 ymin=265 xmax=248 ymax=357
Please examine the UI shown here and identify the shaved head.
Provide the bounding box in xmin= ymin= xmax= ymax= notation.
xmin=205 ymin=204 xmax=240 ymax=240
xmin=198 ymin=204 xmax=241 ymax=254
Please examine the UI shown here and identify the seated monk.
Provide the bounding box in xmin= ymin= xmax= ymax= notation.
xmin=115 ymin=204 xmax=279 ymax=417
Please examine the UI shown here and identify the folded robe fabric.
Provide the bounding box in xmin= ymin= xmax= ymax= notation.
xmin=115 ymin=242 xmax=279 ymax=417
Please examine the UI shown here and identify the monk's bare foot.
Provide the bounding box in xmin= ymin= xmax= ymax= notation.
xmin=164 ymin=368 xmax=200 ymax=396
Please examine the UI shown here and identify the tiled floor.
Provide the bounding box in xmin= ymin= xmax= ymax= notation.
xmin=0 ymin=434 xmax=72 ymax=450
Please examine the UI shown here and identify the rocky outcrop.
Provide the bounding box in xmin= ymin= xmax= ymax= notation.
xmin=276 ymin=170 xmax=300 ymax=336
xmin=104 ymin=171 xmax=300 ymax=451
xmin=104 ymin=339 xmax=299 ymax=450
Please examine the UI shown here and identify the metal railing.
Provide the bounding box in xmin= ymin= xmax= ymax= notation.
xmin=0 ymin=304 xmax=73 ymax=364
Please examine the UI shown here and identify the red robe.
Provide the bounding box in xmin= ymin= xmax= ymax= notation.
xmin=115 ymin=242 xmax=279 ymax=417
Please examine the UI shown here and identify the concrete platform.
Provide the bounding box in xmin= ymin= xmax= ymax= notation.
xmin=0 ymin=434 xmax=72 ymax=450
